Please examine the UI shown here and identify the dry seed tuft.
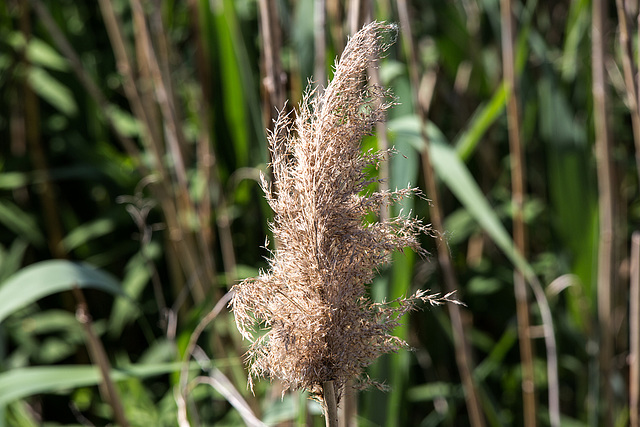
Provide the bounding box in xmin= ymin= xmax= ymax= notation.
xmin=230 ymin=21 xmax=459 ymax=403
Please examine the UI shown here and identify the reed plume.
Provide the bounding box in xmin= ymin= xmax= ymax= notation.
xmin=231 ymin=21 xmax=457 ymax=405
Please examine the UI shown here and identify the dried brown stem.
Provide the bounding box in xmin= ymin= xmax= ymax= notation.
xmin=97 ymin=0 xmax=164 ymax=168
xmin=327 ymin=0 xmax=345 ymax=54
xmin=396 ymin=2 xmax=485 ymax=426
xmin=98 ymin=0 xmax=209 ymax=301
xmin=30 ymin=0 xmax=144 ymax=164
xmin=73 ymin=287 xmax=130 ymax=427
xmin=315 ymin=0 xmax=327 ymax=88
xmin=592 ymin=0 xmax=616 ymax=424
xmin=18 ymin=2 xmax=64 ymax=261
xmin=323 ymin=381 xmax=339 ymax=427
xmin=258 ymin=0 xmax=286 ymax=127
xmin=499 ymin=1 xmax=536 ymax=425
xmin=184 ymin=0 xmax=219 ymax=292
xmin=347 ymin=0 xmax=363 ymax=36
xmin=631 ymin=232 xmax=640 ymax=427
xmin=130 ymin=0 xmax=189 ymax=190
xmin=615 ymin=0 xmax=640 ymax=187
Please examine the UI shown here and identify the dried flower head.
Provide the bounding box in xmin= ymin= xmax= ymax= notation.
xmin=231 ymin=21 xmax=457 ymax=403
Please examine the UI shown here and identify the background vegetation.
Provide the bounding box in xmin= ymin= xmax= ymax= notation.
xmin=0 ymin=0 xmax=638 ymax=426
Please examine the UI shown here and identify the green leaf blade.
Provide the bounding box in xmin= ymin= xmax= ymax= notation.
xmin=0 ymin=260 xmax=124 ymax=324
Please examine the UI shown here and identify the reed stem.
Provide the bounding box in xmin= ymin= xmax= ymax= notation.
xmin=592 ymin=0 xmax=616 ymax=424
xmin=323 ymin=381 xmax=339 ymax=427
xmin=499 ymin=1 xmax=536 ymax=425
xmin=630 ymin=232 xmax=640 ymax=427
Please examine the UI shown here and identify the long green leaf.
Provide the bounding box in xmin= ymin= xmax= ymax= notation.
xmin=429 ymin=123 xmax=532 ymax=276
xmin=0 ymin=362 xmax=190 ymax=406
xmin=61 ymin=217 xmax=117 ymax=252
xmin=0 ymin=201 xmax=44 ymax=247
xmin=388 ymin=116 xmax=533 ymax=277
xmin=27 ymin=67 xmax=77 ymax=116
xmin=0 ymin=260 xmax=124 ymax=324
xmin=455 ymin=83 xmax=508 ymax=161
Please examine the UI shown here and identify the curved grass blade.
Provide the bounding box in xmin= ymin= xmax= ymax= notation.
xmin=454 ymin=83 xmax=508 ymax=162
xmin=0 ymin=201 xmax=44 ymax=247
xmin=0 ymin=260 xmax=125 ymax=324
xmin=0 ymin=362 xmax=191 ymax=406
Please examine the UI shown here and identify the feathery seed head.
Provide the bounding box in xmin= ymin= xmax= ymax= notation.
xmin=230 ymin=21 xmax=456 ymax=403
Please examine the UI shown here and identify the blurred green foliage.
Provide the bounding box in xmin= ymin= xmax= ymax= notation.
xmin=0 ymin=0 xmax=637 ymax=426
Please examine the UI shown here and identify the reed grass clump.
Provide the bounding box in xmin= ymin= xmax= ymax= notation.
xmin=231 ymin=21 xmax=457 ymax=404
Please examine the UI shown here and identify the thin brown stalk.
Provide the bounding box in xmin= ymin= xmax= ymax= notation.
xmin=522 ymin=272 xmax=560 ymax=427
xmin=129 ymin=0 xmax=218 ymax=292
xmin=258 ymin=0 xmax=286 ymax=127
xmin=217 ymin=201 xmax=239 ymax=283
xmin=615 ymin=0 xmax=640 ymax=185
xmin=186 ymin=0 xmax=217 ymax=291
xmin=315 ymin=0 xmax=327 ymax=88
xmin=19 ymin=9 xmax=130 ymax=425
xmin=19 ymin=2 xmax=64 ymax=261
xmin=323 ymin=381 xmax=339 ymax=427
xmin=73 ymin=287 xmax=130 ymax=427
xmin=630 ymin=232 xmax=640 ymax=427
xmin=327 ymin=0 xmax=345 ymax=54
xmin=396 ymin=2 xmax=485 ymax=426
xmin=97 ymin=0 xmax=164 ymax=169
xmin=98 ymin=0 xmax=209 ymax=301
xmin=592 ymin=0 xmax=616 ymax=424
xmin=30 ymin=0 xmax=144 ymax=164
xmin=347 ymin=0 xmax=363 ymax=39
xmin=129 ymin=1 xmax=200 ymax=259
xmin=338 ymin=380 xmax=357 ymax=427
xmin=499 ymin=1 xmax=536 ymax=425
xmin=130 ymin=0 xmax=189 ymax=190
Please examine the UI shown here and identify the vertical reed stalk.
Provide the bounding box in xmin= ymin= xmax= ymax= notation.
xmin=73 ymin=287 xmax=130 ymax=427
xmin=631 ymin=232 xmax=640 ymax=427
xmin=315 ymin=0 xmax=327 ymax=88
xmin=19 ymin=0 xmax=65 ymax=260
xmin=615 ymin=5 xmax=640 ymax=425
xmin=323 ymin=381 xmax=339 ymax=427
xmin=615 ymin=0 xmax=640 ymax=186
xmin=592 ymin=0 xmax=616 ymax=424
xmin=187 ymin=0 xmax=217 ymax=278
xmin=30 ymin=0 xmax=144 ymax=164
xmin=499 ymin=1 xmax=536 ymax=425
xmin=348 ymin=0 xmax=363 ymax=37
xmin=396 ymin=2 xmax=485 ymax=426
xmin=327 ymin=0 xmax=345 ymax=54
xmin=185 ymin=0 xmax=218 ymax=290
xmin=98 ymin=0 xmax=212 ymax=301
xmin=258 ymin=0 xmax=286 ymax=127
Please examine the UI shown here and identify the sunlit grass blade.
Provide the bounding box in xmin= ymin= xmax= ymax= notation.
xmin=0 ymin=260 xmax=125 ymax=324
xmin=389 ymin=115 xmax=533 ymax=276
xmin=455 ymin=83 xmax=508 ymax=162
xmin=0 ymin=201 xmax=44 ymax=247
xmin=0 ymin=362 xmax=194 ymax=406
